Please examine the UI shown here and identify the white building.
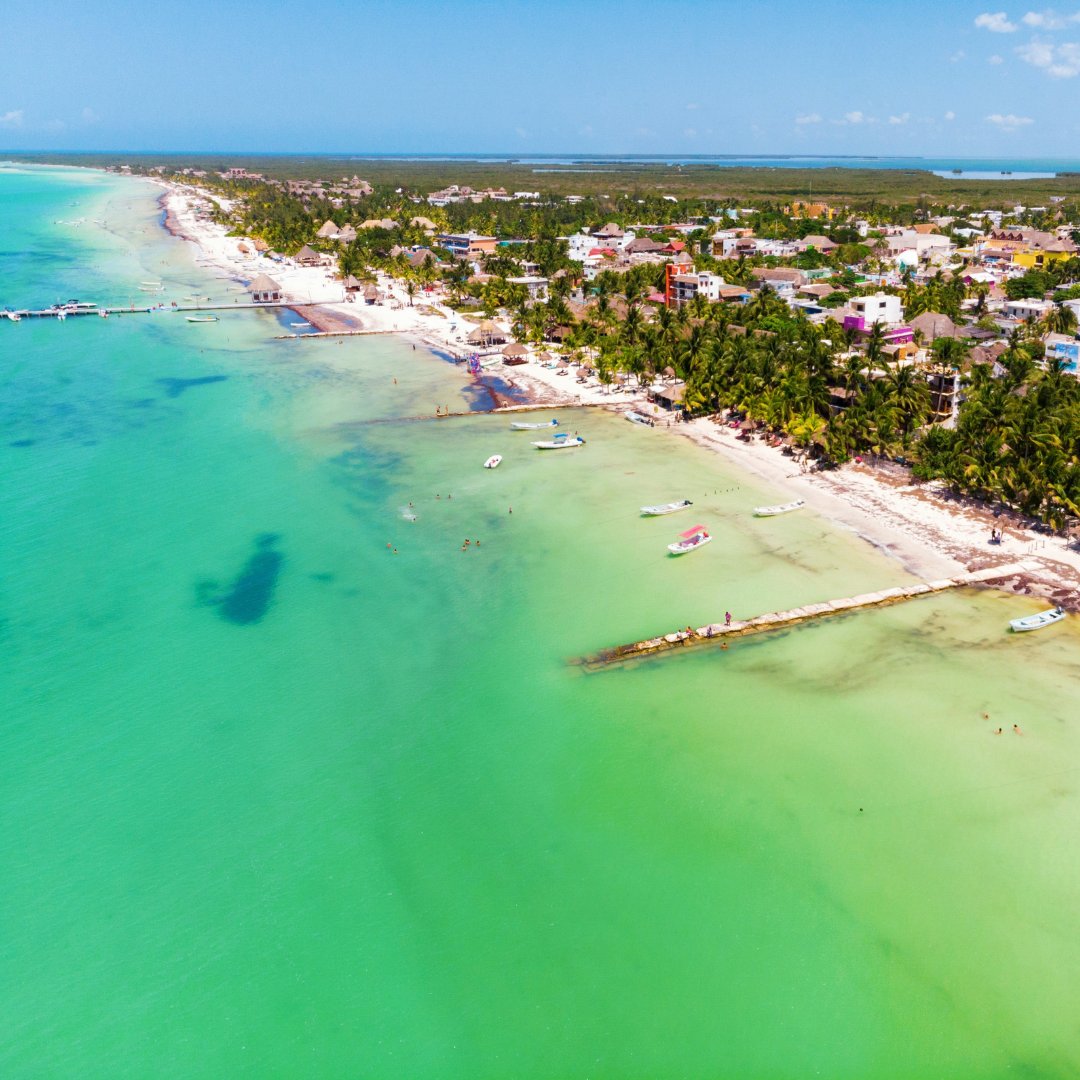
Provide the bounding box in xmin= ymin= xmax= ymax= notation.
xmin=506 ymin=276 xmax=549 ymax=302
xmin=1003 ymin=297 xmax=1054 ymax=321
xmin=851 ymin=292 xmax=903 ymax=326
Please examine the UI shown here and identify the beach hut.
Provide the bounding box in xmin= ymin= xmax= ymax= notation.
xmin=650 ymin=382 xmax=686 ymax=411
xmin=363 ymin=285 xmax=380 ymax=305
xmin=247 ymin=274 xmax=282 ymax=303
xmin=343 ymin=275 xmax=364 ymax=293
xmin=316 ymin=219 xmax=340 ymax=239
xmin=466 ymin=320 xmax=507 ymax=346
xmin=295 ymin=244 xmax=322 ymax=266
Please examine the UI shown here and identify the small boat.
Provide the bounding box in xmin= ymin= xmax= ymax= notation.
xmin=138 ymin=285 xmax=164 ymax=293
xmin=483 ymin=455 xmax=502 ymax=469
xmin=480 ymin=357 xmax=502 ymax=370
xmin=625 ymin=411 xmax=655 ymax=427
xmin=668 ymin=524 xmax=712 ymax=556
xmin=511 ymin=418 xmax=559 ymax=430
xmin=754 ymin=499 xmax=805 ymax=517
xmin=6 ymin=312 xmax=21 ymax=322
xmin=185 ymin=315 xmax=219 ymax=323
xmin=641 ymin=499 xmax=693 ymax=517
xmin=1010 ymin=607 xmax=1066 ymax=633
xmin=534 ymin=433 xmax=585 ymax=450
xmin=290 ymin=321 xmax=311 ymax=328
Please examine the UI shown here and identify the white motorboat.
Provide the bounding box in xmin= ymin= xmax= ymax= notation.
xmin=1010 ymin=607 xmax=1066 ymax=633
xmin=754 ymin=499 xmax=806 ymax=517
xmin=511 ymin=418 xmax=559 ymax=430
xmin=186 ymin=315 xmax=219 ymax=323
xmin=668 ymin=525 xmax=712 ymax=555
xmin=484 ymin=455 xmax=502 ymax=469
xmin=641 ymin=499 xmax=693 ymax=516
xmin=533 ymin=434 xmax=585 ymax=449
xmin=625 ymin=411 xmax=655 ymax=427
xmin=290 ymin=321 xmax=311 ymax=328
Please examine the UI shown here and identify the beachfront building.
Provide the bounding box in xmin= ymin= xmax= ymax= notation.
xmin=294 ymin=244 xmax=323 ymax=267
xmin=436 ymin=232 xmax=498 ymax=258
xmin=506 ymin=276 xmax=550 ymax=302
xmin=247 ymin=274 xmax=282 ymax=303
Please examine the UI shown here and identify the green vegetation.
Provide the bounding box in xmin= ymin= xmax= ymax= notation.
xmin=12 ymin=151 xmax=1080 ymax=206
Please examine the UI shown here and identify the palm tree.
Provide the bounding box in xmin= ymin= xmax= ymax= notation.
xmin=1042 ymin=303 xmax=1078 ymax=337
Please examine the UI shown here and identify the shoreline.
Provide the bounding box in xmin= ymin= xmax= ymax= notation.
xmin=153 ymin=178 xmax=1080 ymax=608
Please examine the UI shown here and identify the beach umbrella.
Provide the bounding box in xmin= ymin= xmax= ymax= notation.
xmin=556 ymin=358 xmax=569 ymax=368
xmin=663 ymin=365 xmax=676 ymax=380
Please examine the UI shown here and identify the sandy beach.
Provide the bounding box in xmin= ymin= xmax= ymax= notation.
xmin=157 ymin=180 xmax=1080 ymax=607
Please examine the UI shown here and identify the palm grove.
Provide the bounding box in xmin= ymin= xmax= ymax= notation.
xmin=204 ymin=175 xmax=1080 ymax=530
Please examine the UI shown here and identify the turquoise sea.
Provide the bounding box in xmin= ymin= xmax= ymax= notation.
xmin=4 ymin=165 xmax=1080 ymax=1078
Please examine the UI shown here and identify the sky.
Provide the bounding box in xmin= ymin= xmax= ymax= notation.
xmin=1 ymin=0 xmax=1078 ymax=156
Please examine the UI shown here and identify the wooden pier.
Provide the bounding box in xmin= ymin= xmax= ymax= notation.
xmin=575 ymin=562 xmax=1037 ymax=671
xmin=1 ymin=300 xmax=303 ymax=321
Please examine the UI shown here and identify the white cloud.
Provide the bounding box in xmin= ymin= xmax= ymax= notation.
xmin=888 ymin=112 xmax=911 ymax=124
xmin=685 ymin=102 xmax=700 ymax=111
xmin=950 ymin=49 xmax=967 ymax=61
xmin=795 ymin=112 xmax=822 ymax=124
xmin=683 ymin=127 xmax=697 ymax=138
xmin=81 ymin=107 xmax=99 ymax=124
xmin=976 ymin=11 xmax=1019 ymax=31
xmin=514 ymin=126 xmax=527 ymax=139
xmin=1017 ymin=37 xmax=1080 ymax=73
xmin=986 ymin=112 xmax=1035 ymax=127
xmin=0 ymin=109 xmax=24 ymax=128
xmin=988 ymin=52 xmax=1006 ymax=62
xmin=1022 ymin=9 xmax=1080 ymax=28
xmin=945 ymin=110 xmax=957 ymax=120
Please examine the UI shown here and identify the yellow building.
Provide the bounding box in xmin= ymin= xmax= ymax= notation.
xmin=1011 ymin=243 xmax=1076 ymax=269
xmin=785 ymin=201 xmax=838 ymax=221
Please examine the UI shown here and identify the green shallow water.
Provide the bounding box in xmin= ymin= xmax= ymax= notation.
xmin=3 ymin=166 xmax=1080 ymax=1078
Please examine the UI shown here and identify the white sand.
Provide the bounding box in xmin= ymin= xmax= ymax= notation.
xmin=157 ymin=181 xmax=1080 ymax=606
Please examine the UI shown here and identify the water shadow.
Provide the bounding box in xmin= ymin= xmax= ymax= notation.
xmin=156 ymin=375 xmax=229 ymax=399
xmin=197 ymin=533 xmax=284 ymax=625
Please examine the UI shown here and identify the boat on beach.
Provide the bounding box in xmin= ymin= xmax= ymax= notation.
xmin=754 ymin=499 xmax=805 ymax=517
xmin=641 ymin=499 xmax=693 ymax=516
xmin=511 ymin=418 xmax=559 ymax=430
xmin=186 ymin=315 xmax=219 ymax=323
xmin=1010 ymin=607 xmax=1066 ymax=633
xmin=667 ymin=524 xmax=711 ymax=556
xmin=483 ymin=455 xmax=502 ymax=469
xmin=533 ymin=433 xmax=585 ymax=450
xmin=625 ymin=411 xmax=655 ymax=427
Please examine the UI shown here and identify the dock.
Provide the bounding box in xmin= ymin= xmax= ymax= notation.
xmin=575 ymin=563 xmax=1037 ymax=671
xmin=2 ymin=300 xmax=300 ymax=320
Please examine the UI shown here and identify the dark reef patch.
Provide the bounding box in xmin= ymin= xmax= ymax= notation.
xmin=198 ymin=533 xmax=283 ymax=625
xmin=156 ymin=375 xmax=229 ymax=399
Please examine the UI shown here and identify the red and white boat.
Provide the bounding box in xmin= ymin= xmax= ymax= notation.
xmin=667 ymin=524 xmax=712 ymax=556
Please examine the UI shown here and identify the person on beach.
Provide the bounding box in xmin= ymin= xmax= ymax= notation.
xmin=725 ymin=611 xmax=732 ymax=626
